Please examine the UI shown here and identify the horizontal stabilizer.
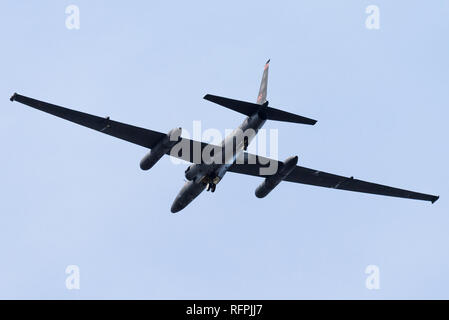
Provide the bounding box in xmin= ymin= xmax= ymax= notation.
xmin=203 ymin=94 xmax=317 ymax=125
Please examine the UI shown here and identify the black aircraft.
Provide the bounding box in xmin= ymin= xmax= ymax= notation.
xmin=10 ymin=60 xmax=439 ymax=212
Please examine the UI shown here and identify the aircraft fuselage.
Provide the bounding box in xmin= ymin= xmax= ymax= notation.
xmin=170 ymin=112 xmax=266 ymax=213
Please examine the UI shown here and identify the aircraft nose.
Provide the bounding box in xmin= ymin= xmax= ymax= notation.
xmin=170 ymin=201 xmax=182 ymax=213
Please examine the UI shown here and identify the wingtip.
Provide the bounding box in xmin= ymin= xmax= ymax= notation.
xmin=10 ymin=92 xmax=17 ymax=102
xmin=431 ymin=196 xmax=439 ymax=204
xmin=266 ymin=59 xmax=271 ymax=65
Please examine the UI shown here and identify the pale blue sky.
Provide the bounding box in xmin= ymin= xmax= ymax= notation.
xmin=0 ymin=1 xmax=447 ymax=299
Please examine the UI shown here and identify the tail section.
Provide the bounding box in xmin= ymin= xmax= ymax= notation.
xmin=257 ymin=59 xmax=270 ymax=104
xmin=203 ymin=94 xmax=317 ymax=125
xmin=203 ymin=60 xmax=317 ymax=126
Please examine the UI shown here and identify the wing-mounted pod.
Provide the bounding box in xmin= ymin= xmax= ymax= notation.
xmin=140 ymin=127 xmax=182 ymax=170
xmin=255 ymin=156 xmax=298 ymax=198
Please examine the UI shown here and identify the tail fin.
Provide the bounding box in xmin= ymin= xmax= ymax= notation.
xmin=203 ymin=59 xmax=317 ymax=126
xmin=257 ymin=59 xmax=270 ymax=104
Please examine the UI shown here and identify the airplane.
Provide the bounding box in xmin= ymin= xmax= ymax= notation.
xmin=9 ymin=60 xmax=439 ymax=213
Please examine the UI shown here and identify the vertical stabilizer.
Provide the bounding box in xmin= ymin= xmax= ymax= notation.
xmin=256 ymin=59 xmax=270 ymax=104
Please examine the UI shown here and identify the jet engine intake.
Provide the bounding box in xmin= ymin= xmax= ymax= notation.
xmin=184 ymin=163 xmax=205 ymax=181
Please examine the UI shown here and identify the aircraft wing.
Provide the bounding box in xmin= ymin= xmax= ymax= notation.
xmin=228 ymin=152 xmax=439 ymax=203
xmin=11 ymin=93 xmax=168 ymax=148
xmin=10 ymin=93 xmax=211 ymax=163
xmin=9 ymin=93 xmax=439 ymax=203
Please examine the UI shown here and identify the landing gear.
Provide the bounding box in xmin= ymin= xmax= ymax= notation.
xmin=243 ymin=136 xmax=249 ymax=151
xmin=204 ymin=175 xmax=219 ymax=193
xmin=206 ymin=183 xmax=216 ymax=192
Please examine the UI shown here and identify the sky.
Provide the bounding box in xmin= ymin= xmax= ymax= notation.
xmin=0 ymin=1 xmax=448 ymax=299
